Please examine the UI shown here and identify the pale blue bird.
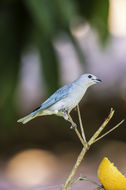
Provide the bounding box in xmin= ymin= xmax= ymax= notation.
xmin=17 ymin=74 xmax=102 ymax=125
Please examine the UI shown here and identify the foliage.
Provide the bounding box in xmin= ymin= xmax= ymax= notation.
xmin=0 ymin=0 xmax=109 ymax=122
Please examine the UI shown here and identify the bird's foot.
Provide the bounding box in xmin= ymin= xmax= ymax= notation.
xmin=70 ymin=123 xmax=77 ymax=129
xmin=59 ymin=108 xmax=68 ymax=115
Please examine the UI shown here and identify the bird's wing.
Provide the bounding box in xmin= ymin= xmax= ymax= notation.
xmin=40 ymin=84 xmax=72 ymax=110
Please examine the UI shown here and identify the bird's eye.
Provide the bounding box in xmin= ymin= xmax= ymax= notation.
xmin=88 ymin=75 xmax=92 ymax=78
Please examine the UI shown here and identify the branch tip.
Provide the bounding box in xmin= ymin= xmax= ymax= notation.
xmin=94 ymin=119 xmax=124 ymax=143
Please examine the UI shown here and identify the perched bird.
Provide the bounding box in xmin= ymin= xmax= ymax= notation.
xmin=17 ymin=74 xmax=102 ymax=124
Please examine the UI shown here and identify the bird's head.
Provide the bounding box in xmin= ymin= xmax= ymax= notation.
xmin=76 ymin=73 xmax=102 ymax=88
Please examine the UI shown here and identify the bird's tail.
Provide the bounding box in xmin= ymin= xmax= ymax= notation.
xmin=17 ymin=108 xmax=42 ymax=124
xmin=17 ymin=113 xmax=37 ymax=124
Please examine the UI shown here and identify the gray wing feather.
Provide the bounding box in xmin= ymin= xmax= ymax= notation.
xmin=40 ymin=84 xmax=72 ymax=110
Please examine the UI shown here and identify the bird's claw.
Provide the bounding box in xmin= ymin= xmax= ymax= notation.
xmin=59 ymin=108 xmax=68 ymax=114
xmin=70 ymin=123 xmax=77 ymax=129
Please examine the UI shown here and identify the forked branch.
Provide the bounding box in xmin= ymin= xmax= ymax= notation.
xmin=77 ymin=105 xmax=87 ymax=144
xmin=62 ymin=108 xmax=124 ymax=190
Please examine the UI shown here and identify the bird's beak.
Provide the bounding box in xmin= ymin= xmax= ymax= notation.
xmin=93 ymin=78 xmax=102 ymax=83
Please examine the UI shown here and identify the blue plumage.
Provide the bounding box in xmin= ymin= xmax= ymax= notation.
xmin=17 ymin=74 xmax=101 ymax=124
xmin=40 ymin=83 xmax=72 ymax=110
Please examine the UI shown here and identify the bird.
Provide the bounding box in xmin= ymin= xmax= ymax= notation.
xmin=17 ymin=73 xmax=102 ymax=124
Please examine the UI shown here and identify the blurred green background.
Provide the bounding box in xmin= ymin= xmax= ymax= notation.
xmin=0 ymin=0 xmax=126 ymax=189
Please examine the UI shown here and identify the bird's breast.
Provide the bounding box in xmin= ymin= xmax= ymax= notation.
xmin=48 ymin=85 xmax=86 ymax=113
xmin=65 ymin=85 xmax=86 ymax=110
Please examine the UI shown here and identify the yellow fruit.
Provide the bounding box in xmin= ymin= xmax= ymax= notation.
xmin=98 ymin=157 xmax=126 ymax=190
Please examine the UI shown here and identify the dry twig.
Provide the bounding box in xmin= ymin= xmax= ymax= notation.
xmin=70 ymin=175 xmax=100 ymax=188
xmin=62 ymin=108 xmax=124 ymax=190
xmin=77 ymin=105 xmax=87 ymax=144
xmin=94 ymin=119 xmax=124 ymax=144
xmin=67 ymin=114 xmax=85 ymax=146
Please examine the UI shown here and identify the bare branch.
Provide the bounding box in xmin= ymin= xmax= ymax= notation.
xmin=93 ymin=119 xmax=124 ymax=144
xmin=88 ymin=108 xmax=115 ymax=146
xmin=70 ymin=175 xmax=100 ymax=188
xmin=70 ymin=176 xmax=84 ymax=187
xmin=62 ymin=108 xmax=124 ymax=190
xmin=77 ymin=105 xmax=87 ymax=144
xmin=62 ymin=146 xmax=88 ymax=190
xmin=68 ymin=114 xmax=85 ymax=147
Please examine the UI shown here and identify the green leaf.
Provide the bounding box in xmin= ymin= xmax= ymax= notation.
xmin=37 ymin=35 xmax=59 ymax=95
xmin=0 ymin=1 xmax=31 ymax=122
xmin=78 ymin=0 xmax=109 ymax=43
xmin=25 ymin=0 xmax=56 ymax=37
